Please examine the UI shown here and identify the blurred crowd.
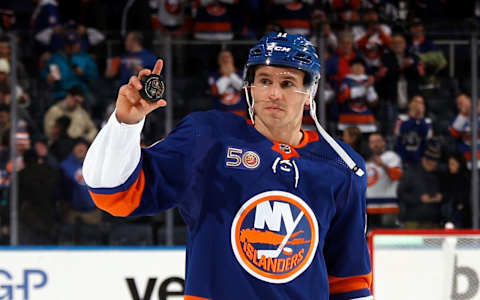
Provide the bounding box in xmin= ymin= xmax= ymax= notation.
xmin=0 ymin=0 xmax=479 ymax=245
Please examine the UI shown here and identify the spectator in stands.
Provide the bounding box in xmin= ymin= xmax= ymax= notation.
xmin=18 ymin=149 xmax=59 ymax=245
xmin=33 ymin=136 xmax=58 ymax=170
xmin=31 ymin=0 xmax=61 ymax=35
xmin=64 ymin=19 xmax=105 ymax=52
xmin=342 ymin=126 xmax=366 ymax=157
xmin=0 ymin=84 xmax=36 ymax=138
xmin=408 ymin=18 xmax=447 ymax=91
xmin=329 ymin=0 xmax=361 ymax=22
xmin=208 ymin=49 xmax=246 ymax=117
xmin=59 ymin=137 xmax=101 ymax=225
xmin=0 ymin=58 xmax=30 ymax=108
xmin=44 ymin=86 xmax=97 ymax=142
xmin=0 ymin=104 xmax=9 ymax=147
xmin=49 ymin=115 xmax=75 ymax=162
xmin=0 ymin=35 xmax=30 ymax=91
xmin=394 ymin=95 xmax=433 ymax=166
xmin=441 ymin=153 xmax=471 ymax=228
xmin=309 ymin=9 xmax=338 ymax=53
xmin=398 ymin=142 xmax=443 ymax=229
xmin=376 ymin=33 xmax=424 ymax=115
xmin=353 ymin=8 xmax=391 ymax=71
xmin=449 ymin=93 xmax=480 ymax=169
xmin=191 ymin=0 xmax=237 ymax=41
xmin=366 ymin=132 xmax=403 ymax=229
xmin=105 ymin=31 xmax=157 ymax=86
xmin=41 ymin=31 xmax=99 ymax=102
xmin=337 ymin=57 xmax=378 ymax=133
xmin=1 ymin=128 xmax=32 ymax=192
xmin=325 ymin=30 xmax=361 ymax=88
xmin=268 ymin=0 xmax=313 ymax=36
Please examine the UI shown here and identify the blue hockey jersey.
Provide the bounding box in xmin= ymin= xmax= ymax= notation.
xmin=83 ymin=110 xmax=372 ymax=300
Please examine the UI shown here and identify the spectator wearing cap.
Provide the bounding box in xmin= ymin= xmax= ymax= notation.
xmin=398 ymin=142 xmax=444 ymax=229
xmin=105 ymin=31 xmax=157 ymax=87
xmin=376 ymin=33 xmax=424 ymax=120
xmin=59 ymin=137 xmax=101 ymax=225
xmin=449 ymin=93 xmax=480 ymax=169
xmin=408 ymin=18 xmax=446 ymax=91
xmin=0 ymin=58 xmax=31 ymax=109
xmin=353 ymin=8 xmax=391 ymax=72
xmin=366 ymin=132 xmax=403 ymax=228
xmin=0 ymin=127 xmax=31 ymax=190
xmin=394 ymin=95 xmax=433 ymax=166
xmin=208 ymin=49 xmax=246 ymax=117
xmin=43 ymin=86 xmax=97 ymax=142
xmin=337 ymin=57 xmax=378 ymax=133
xmin=41 ymin=31 xmax=99 ymax=102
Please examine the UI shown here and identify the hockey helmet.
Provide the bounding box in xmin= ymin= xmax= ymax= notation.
xmin=243 ymin=32 xmax=321 ymax=93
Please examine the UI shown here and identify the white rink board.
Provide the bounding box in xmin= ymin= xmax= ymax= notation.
xmin=374 ymin=246 xmax=480 ymax=300
xmin=0 ymin=247 xmax=186 ymax=300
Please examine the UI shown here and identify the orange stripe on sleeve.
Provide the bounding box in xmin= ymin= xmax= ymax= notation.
xmin=88 ymin=170 xmax=146 ymax=217
xmin=387 ymin=167 xmax=403 ymax=181
xmin=184 ymin=295 xmax=211 ymax=300
xmin=329 ymin=273 xmax=372 ymax=294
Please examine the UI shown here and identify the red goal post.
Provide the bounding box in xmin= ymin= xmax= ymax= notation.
xmin=368 ymin=229 xmax=480 ymax=300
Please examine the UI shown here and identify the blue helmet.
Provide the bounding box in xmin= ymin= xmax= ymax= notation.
xmin=244 ymin=32 xmax=321 ymax=90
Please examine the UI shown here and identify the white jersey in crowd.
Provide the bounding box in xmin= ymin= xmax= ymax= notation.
xmin=366 ymin=150 xmax=403 ymax=214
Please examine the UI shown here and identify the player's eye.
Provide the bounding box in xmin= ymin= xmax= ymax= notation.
xmin=259 ymin=78 xmax=271 ymax=86
xmin=281 ymin=80 xmax=295 ymax=88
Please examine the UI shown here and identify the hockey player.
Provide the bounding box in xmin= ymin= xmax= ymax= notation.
xmin=83 ymin=32 xmax=372 ymax=300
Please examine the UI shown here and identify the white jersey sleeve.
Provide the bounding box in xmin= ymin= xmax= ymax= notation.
xmin=83 ymin=111 xmax=145 ymax=188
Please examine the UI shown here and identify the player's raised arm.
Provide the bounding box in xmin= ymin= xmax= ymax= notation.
xmin=116 ymin=59 xmax=167 ymax=124
xmin=82 ymin=59 xmax=167 ymax=209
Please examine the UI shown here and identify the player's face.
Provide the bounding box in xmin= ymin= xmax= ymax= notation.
xmin=251 ymin=66 xmax=308 ymax=131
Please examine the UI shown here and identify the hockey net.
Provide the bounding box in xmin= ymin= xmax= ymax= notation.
xmin=368 ymin=229 xmax=480 ymax=300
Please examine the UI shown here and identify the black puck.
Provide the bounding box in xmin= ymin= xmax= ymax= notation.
xmin=140 ymin=74 xmax=165 ymax=102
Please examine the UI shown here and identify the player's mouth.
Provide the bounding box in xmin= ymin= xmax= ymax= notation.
xmin=265 ymin=106 xmax=284 ymax=112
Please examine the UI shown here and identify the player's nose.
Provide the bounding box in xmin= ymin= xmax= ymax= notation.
xmin=267 ymin=83 xmax=282 ymax=101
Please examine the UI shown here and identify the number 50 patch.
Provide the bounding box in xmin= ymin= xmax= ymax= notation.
xmin=225 ymin=147 xmax=261 ymax=170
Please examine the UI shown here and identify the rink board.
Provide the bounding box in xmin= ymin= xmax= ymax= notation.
xmin=0 ymin=247 xmax=186 ymax=300
xmin=370 ymin=230 xmax=480 ymax=300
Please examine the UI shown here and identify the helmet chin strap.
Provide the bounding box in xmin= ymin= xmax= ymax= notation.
xmin=308 ymin=85 xmax=365 ymax=177
xmin=244 ymin=86 xmax=255 ymax=125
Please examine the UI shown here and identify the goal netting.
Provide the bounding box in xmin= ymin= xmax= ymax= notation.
xmin=369 ymin=229 xmax=480 ymax=300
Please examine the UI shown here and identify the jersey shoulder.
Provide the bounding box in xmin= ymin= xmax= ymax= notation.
xmin=304 ymin=131 xmax=366 ymax=177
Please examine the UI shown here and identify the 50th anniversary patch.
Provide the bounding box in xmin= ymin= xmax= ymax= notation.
xmin=231 ymin=191 xmax=319 ymax=284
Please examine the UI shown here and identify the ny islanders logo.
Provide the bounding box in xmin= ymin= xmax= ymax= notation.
xmin=231 ymin=191 xmax=319 ymax=284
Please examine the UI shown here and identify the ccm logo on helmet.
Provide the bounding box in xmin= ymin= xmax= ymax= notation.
xmin=266 ymin=43 xmax=291 ymax=53
xmin=231 ymin=191 xmax=319 ymax=284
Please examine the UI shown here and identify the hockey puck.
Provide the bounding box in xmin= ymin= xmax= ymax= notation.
xmin=140 ymin=74 xmax=165 ymax=102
